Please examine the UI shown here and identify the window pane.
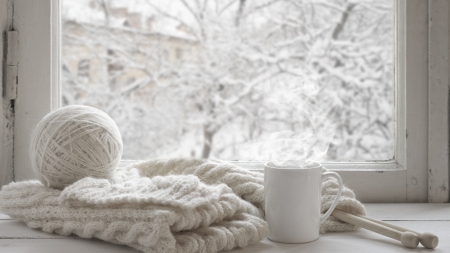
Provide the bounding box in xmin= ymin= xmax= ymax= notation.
xmin=62 ymin=0 xmax=394 ymax=161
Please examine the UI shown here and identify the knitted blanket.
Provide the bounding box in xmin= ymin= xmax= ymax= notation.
xmin=0 ymin=158 xmax=365 ymax=252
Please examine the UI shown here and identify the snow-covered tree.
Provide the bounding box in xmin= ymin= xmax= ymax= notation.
xmin=62 ymin=0 xmax=393 ymax=161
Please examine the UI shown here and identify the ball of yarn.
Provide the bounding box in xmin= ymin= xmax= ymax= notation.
xmin=30 ymin=105 xmax=123 ymax=189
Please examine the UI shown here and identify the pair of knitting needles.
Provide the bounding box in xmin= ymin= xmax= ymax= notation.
xmin=332 ymin=209 xmax=439 ymax=249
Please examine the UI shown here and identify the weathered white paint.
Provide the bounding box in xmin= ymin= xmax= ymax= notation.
xmin=396 ymin=0 xmax=429 ymax=202
xmin=365 ymin=203 xmax=450 ymax=220
xmin=4 ymin=31 xmax=19 ymax=99
xmin=12 ymin=0 xmax=61 ymax=182
xmin=395 ymin=0 xmax=407 ymax=173
xmin=428 ymin=0 xmax=449 ymax=203
xmin=4 ymin=65 xmax=17 ymax=99
xmin=336 ymin=168 xmax=406 ymax=203
xmin=5 ymin=31 xmax=18 ymax=66
xmin=0 ymin=0 xmax=14 ymax=188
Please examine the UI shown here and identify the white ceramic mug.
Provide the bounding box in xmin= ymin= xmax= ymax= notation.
xmin=264 ymin=161 xmax=343 ymax=243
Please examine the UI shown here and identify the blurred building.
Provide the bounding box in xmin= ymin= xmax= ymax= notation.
xmin=62 ymin=1 xmax=198 ymax=103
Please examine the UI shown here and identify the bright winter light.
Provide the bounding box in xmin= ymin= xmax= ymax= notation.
xmin=62 ymin=0 xmax=394 ymax=162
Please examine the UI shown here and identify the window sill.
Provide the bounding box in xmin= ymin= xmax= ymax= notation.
xmin=0 ymin=204 xmax=449 ymax=252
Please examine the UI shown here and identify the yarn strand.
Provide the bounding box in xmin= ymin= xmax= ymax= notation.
xmin=30 ymin=105 xmax=123 ymax=189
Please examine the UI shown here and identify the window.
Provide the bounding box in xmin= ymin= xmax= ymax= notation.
xmin=1 ymin=0 xmax=448 ymax=203
xmin=61 ymin=0 xmax=394 ymax=161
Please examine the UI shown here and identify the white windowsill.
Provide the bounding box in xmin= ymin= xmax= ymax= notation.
xmin=1 ymin=203 xmax=449 ymax=253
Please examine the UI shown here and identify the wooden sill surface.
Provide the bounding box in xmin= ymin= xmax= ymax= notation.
xmin=1 ymin=204 xmax=449 ymax=253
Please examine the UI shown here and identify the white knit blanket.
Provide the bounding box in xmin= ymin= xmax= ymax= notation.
xmin=0 ymin=159 xmax=365 ymax=252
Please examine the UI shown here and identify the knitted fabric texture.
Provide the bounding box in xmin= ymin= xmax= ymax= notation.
xmin=0 ymin=158 xmax=365 ymax=253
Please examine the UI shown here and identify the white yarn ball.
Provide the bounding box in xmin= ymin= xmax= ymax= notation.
xmin=30 ymin=105 xmax=123 ymax=189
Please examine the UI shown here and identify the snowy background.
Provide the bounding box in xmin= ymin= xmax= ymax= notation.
xmin=61 ymin=0 xmax=394 ymax=162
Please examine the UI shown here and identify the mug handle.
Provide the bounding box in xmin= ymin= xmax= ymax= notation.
xmin=320 ymin=171 xmax=344 ymax=223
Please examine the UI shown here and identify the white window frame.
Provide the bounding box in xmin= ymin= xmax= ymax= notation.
xmin=1 ymin=0 xmax=448 ymax=203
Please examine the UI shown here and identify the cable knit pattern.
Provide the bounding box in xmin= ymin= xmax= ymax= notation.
xmin=320 ymin=175 xmax=366 ymax=233
xmin=0 ymin=158 xmax=365 ymax=252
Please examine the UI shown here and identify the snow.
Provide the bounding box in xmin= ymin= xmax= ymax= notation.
xmin=61 ymin=0 xmax=394 ymax=162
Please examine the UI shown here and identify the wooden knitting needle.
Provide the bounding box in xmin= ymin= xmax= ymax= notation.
xmin=356 ymin=214 xmax=438 ymax=249
xmin=331 ymin=209 xmax=419 ymax=249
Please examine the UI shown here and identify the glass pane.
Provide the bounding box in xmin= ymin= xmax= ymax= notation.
xmin=62 ymin=0 xmax=394 ymax=162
